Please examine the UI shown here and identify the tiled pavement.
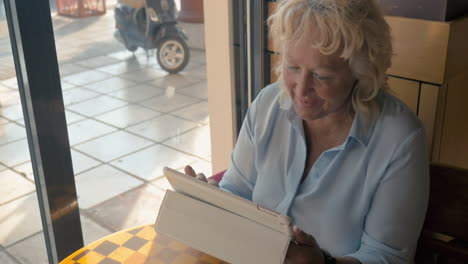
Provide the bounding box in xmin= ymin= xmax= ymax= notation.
xmin=0 ymin=3 xmax=211 ymax=264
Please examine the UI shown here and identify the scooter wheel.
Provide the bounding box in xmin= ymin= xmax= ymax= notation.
xmin=156 ymin=37 xmax=190 ymax=74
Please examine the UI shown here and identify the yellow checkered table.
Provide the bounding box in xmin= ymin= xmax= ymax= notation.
xmin=60 ymin=224 xmax=227 ymax=264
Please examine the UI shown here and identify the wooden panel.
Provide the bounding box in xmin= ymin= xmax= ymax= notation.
xmin=386 ymin=16 xmax=450 ymax=84
xmin=439 ymin=72 xmax=468 ymax=169
xmin=418 ymin=84 xmax=439 ymax=155
xmin=446 ymin=16 xmax=468 ymax=81
xmin=270 ymin=53 xmax=280 ymax=83
xmin=387 ymin=76 xmax=420 ymax=113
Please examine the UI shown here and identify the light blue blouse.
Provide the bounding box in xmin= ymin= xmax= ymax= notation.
xmin=219 ymin=82 xmax=429 ymax=264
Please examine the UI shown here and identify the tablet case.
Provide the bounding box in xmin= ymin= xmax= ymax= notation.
xmin=155 ymin=190 xmax=291 ymax=264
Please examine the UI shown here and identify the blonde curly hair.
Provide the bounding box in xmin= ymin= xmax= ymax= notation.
xmin=268 ymin=0 xmax=392 ymax=118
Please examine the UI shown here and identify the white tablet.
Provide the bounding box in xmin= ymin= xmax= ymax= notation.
xmin=163 ymin=167 xmax=293 ymax=237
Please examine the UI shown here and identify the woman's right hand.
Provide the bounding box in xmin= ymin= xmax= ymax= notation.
xmin=184 ymin=165 xmax=219 ymax=187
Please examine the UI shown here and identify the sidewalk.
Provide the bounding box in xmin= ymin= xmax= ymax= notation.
xmin=0 ymin=5 xmax=210 ymax=264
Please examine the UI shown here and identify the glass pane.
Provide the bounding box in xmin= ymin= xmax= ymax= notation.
xmin=0 ymin=2 xmax=49 ymax=264
xmin=51 ymin=0 xmax=212 ymax=249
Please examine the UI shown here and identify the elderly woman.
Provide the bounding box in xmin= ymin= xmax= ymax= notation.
xmin=187 ymin=0 xmax=429 ymax=263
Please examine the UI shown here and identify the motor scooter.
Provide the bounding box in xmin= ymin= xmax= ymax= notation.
xmin=114 ymin=0 xmax=190 ymax=74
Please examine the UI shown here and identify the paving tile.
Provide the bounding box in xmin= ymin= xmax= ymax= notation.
xmin=87 ymin=184 xmax=165 ymax=231
xmin=177 ymin=81 xmax=207 ymax=100
xmin=111 ymin=144 xmax=197 ymax=181
xmin=188 ymin=159 xmax=214 ymax=177
xmin=74 ymin=131 xmax=153 ymax=162
xmin=180 ymin=66 xmax=207 ymax=80
xmin=107 ymin=50 xmax=139 ymax=61
xmin=0 ymin=251 xmax=18 ymax=264
xmin=140 ymin=93 xmax=199 ymax=113
xmin=164 ymin=125 xmax=211 ymax=160
xmin=171 ymin=101 xmax=209 ymax=125
xmin=0 ymin=139 xmax=31 ymax=167
xmin=95 ymin=105 xmax=161 ymax=128
xmin=126 ymin=115 xmax=197 ymax=142
xmin=63 ymin=70 xmax=113 ymax=86
xmin=0 ymin=122 xmax=27 ymax=146
xmin=95 ymin=61 xmax=143 ymax=75
xmin=80 ymin=214 xmax=113 ymax=244
xmin=62 ymin=87 xmax=100 ymax=106
xmin=82 ymin=77 xmax=137 ymax=94
xmin=0 ymin=117 xmax=9 ymax=125
xmin=0 ymin=104 xmax=23 ymax=121
xmin=0 ymin=163 xmax=5 ymax=172
xmin=0 ymin=169 xmax=35 ymax=205
xmin=75 ymin=165 xmax=143 ymax=209
xmin=119 ymin=68 xmax=167 ymax=83
xmin=67 ymin=119 xmax=117 ymax=146
xmin=58 ymin=63 xmax=90 ymax=77
xmin=67 ymin=95 xmax=128 ymax=117
xmin=60 ymin=80 xmax=77 ymax=90
xmin=71 ymin=149 xmax=102 ymax=175
xmin=0 ymin=89 xmax=20 ymax=107
xmin=75 ymin=55 xmax=121 ymax=69
xmin=6 ymin=232 xmax=48 ymax=264
xmin=0 ymin=78 xmax=18 ymax=89
xmin=12 ymin=162 xmax=34 ymax=182
xmin=148 ymin=74 xmax=200 ymax=90
xmin=151 ymin=176 xmax=173 ymax=191
xmin=109 ymin=83 xmax=165 ymax=103
xmin=65 ymin=110 xmax=86 ymax=124
xmin=0 ymin=193 xmax=43 ymax=247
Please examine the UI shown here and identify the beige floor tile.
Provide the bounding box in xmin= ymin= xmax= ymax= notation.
xmin=0 ymin=139 xmax=30 ymax=167
xmin=71 ymin=149 xmax=102 ymax=175
xmin=75 ymin=165 xmax=143 ymax=209
xmin=82 ymin=77 xmax=137 ymax=94
xmin=62 ymin=87 xmax=100 ymax=106
xmin=95 ymin=104 xmax=161 ymax=128
xmin=87 ymin=184 xmax=165 ymax=231
xmin=63 ymin=70 xmax=112 ymax=86
xmin=0 ymin=251 xmax=18 ymax=264
xmin=0 ymin=78 xmax=18 ymax=89
xmin=65 ymin=110 xmax=86 ymax=124
xmin=140 ymin=93 xmax=199 ymax=113
xmin=59 ymin=63 xmax=90 ymax=77
xmin=110 ymin=144 xmax=198 ymax=181
xmin=164 ymin=125 xmax=211 ymax=160
xmin=5 ymin=232 xmax=48 ymax=264
xmin=0 ymin=90 xmax=20 ymax=107
xmin=95 ymin=61 xmax=143 ymax=75
xmin=171 ymin=101 xmax=209 ymax=125
xmin=74 ymin=131 xmax=153 ymax=162
xmin=151 ymin=176 xmax=173 ymax=192
xmin=80 ymin=214 xmax=113 ymax=244
xmin=75 ymin=55 xmax=121 ymax=69
xmin=107 ymin=50 xmax=139 ymax=61
xmin=119 ymin=68 xmax=168 ymax=83
xmin=0 ymin=117 xmax=8 ymax=125
xmin=67 ymin=95 xmax=128 ymax=117
xmin=67 ymin=119 xmax=117 ymax=146
xmin=0 ymin=104 xmax=23 ymax=121
xmin=0 ymin=122 xmax=26 ymax=146
xmin=126 ymin=115 xmax=197 ymax=142
xmin=109 ymin=83 xmax=165 ymax=103
xmin=177 ymin=81 xmax=207 ymax=100
xmin=188 ymin=159 xmax=214 ymax=176
xmin=149 ymin=74 xmax=200 ymax=90
xmin=0 ymin=169 xmax=35 ymax=205
xmin=60 ymin=80 xmax=76 ymax=90
xmin=13 ymin=162 xmax=34 ymax=182
xmin=0 ymin=193 xmax=43 ymax=247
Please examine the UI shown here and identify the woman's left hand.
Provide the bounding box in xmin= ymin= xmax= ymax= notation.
xmin=285 ymin=226 xmax=325 ymax=264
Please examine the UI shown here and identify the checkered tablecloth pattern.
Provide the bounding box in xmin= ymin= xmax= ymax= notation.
xmin=60 ymin=224 xmax=226 ymax=264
